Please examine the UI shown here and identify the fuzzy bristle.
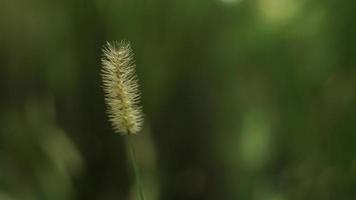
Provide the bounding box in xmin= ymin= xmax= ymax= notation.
xmin=101 ymin=41 xmax=143 ymax=135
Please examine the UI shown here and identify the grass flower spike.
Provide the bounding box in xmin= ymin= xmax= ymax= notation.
xmin=101 ymin=41 xmax=143 ymax=135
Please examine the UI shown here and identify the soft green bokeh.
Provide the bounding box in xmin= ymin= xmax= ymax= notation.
xmin=1 ymin=0 xmax=355 ymax=199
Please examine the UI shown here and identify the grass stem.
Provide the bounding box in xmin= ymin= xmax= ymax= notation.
xmin=127 ymin=137 xmax=145 ymax=200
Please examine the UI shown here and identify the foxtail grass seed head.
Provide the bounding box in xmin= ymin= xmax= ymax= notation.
xmin=101 ymin=41 xmax=143 ymax=135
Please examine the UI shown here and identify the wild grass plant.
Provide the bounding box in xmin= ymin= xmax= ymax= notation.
xmin=101 ymin=41 xmax=145 ymax=200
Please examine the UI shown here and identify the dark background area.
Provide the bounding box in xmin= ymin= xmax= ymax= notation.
xmin=1 ymin=0 xmax=356 ymax=199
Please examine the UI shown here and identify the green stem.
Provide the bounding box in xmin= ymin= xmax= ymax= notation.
xmin=127 ymin=136 xmax=145 ymax=200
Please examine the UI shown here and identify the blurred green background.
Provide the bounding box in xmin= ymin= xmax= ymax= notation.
xmin=1 ymin=0 xmax=356 ymax=199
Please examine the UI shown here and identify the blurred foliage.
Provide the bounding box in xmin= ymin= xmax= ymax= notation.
xmin=1 ymin=0 xmax=356 ymax=199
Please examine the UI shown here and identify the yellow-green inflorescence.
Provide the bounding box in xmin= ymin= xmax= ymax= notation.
xmin=101 ymin=41 xmax=143 ymax=135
